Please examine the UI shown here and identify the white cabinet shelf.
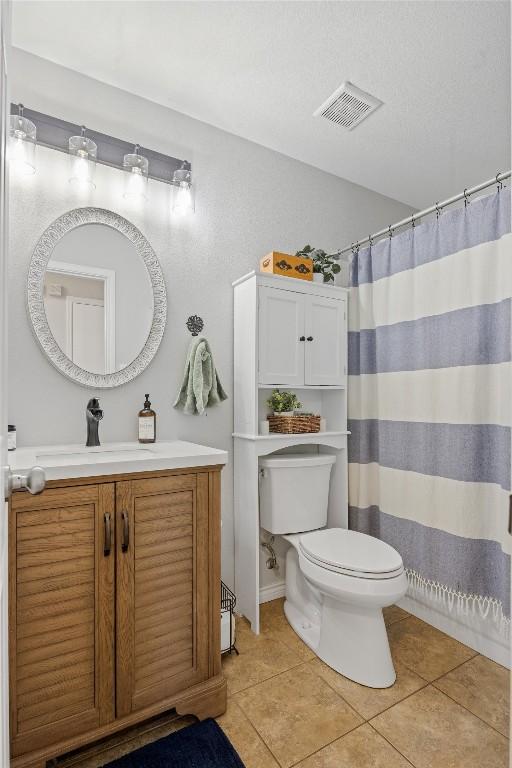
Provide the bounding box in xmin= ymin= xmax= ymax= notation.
xmin=233 ymin=431 xmax=350 ymax=440
xmin=258 ymin=384 xmax=346 ymax=390
xmin=233 ymin=271 xmax=349 ymax=633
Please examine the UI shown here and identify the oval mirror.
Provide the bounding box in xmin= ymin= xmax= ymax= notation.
xmin=27 ymin=207 xmax=167 ymax=388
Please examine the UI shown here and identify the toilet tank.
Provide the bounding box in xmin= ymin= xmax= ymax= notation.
xmin=259 ymin=452 xmax=336 ymax=534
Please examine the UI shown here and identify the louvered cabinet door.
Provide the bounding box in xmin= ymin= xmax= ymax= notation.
xmin=9 ymin=484 xmax=115 ymax=757
xmin=116 ymin=473 xmax=209 ymax=716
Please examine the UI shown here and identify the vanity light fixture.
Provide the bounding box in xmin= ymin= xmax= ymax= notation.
xmin=68 ymin=125 xmax=97 ymax=188
xmin=123 ymin=144 xmax=149 ymax=200
xmin=9 ymin=103 xmax=36 ymax=175
xmin=171 ymin=161 xmax=194 ymax=215
xmin=10 ymin=105 xmax=195 ymax=209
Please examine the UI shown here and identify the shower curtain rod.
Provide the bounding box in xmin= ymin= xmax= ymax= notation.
xmin=339 ymin=170 xmax=511 ymax=256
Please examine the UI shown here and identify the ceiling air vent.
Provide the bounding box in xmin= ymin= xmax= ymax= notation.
xmin=314 ymin=81 xmax=383 ymax=130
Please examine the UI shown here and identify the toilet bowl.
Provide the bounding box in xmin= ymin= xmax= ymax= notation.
xmin=284 ymin=530 xmax=407 ymax=688
xmin=259 ymin=453 xmax=408 ymax=688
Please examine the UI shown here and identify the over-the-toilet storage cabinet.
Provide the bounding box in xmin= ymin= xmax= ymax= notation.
xmin=258 ymin=286 xmax=347 ymax=386
xmin=233 ymin=271 xmax=349 ymax=633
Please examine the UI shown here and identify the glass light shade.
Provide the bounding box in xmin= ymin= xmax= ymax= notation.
xmin=68 ymin=133 xmax=97 ymax=188
xmin=123 ymin=148 xmax=149 ymax=200
xmin=9 ymin=114 xmax=36 ymax=175
xmin=171 ymin=163 xmax=194 ymax=215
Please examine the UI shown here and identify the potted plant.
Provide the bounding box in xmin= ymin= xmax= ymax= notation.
xmin=295 ymin=244 xmax=342 ymax=284
xmin=266 ymin=389 xmax=302 ymax=416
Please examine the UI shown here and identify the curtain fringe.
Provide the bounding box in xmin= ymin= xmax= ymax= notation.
xmin=405 ymin=569 xmax=510 ymax=638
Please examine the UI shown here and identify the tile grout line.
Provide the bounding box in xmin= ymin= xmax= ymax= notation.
xmin=367 ymin=721 xmax=418 ymax=767
xmin=362 ymin=679 xmax=431 ymax=722
xmin=430 ymin=680 xmax=509 ymax=740
xmin=227 ymin=656 xmax=305 ymax=696
xmin=429 ymin=652 xmax=480 ymax=684
xmin=387 ymin=644 xmax=479 ymax=685
xmin=286 ymin=720 xmax=371 ymax=768
xmin=300 ymin=657 xmax=430 ymax=724
xmin=218 ymin=698 xmax=284 ymax=767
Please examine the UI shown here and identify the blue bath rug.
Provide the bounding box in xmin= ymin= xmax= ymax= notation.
xmin=102 ymin=719 xmax=245 ymax=768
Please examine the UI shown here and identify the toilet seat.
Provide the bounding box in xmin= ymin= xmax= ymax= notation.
xmin=299 ymin=528 xmax=404 ymax=580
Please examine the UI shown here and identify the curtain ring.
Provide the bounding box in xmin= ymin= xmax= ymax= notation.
xmin=496 ymin=172 xmax=503 ymax=191
xmin=368 ymin=234 xmax=373 ymax=247
xmin=411 ymin=215 xmax=415 ymax=229
xmin=435 ymin=202 xmax=441 ymax=219
xmin=388 ymin=225 xmax=393 ymax=239
xmin=463 ymin=188 xmax=470 ymax=207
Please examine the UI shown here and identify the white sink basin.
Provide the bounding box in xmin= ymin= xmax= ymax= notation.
xmin=10 ymin=441 xmax=228 ymax=481
xmin=36 ymin=447 xmax=154 ymax=465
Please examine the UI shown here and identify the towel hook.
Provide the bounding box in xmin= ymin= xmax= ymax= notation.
xmin=186 ymin=315 xmax=204 ymax=336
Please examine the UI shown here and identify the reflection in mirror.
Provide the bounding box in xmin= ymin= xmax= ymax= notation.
xmin=42 ymin=223 xmax=154 ymax=375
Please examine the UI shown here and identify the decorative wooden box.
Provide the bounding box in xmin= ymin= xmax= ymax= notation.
xmin=267 ymin=414 xmax=321 ymax=434
xmin=260 ymin=251 xmax=312 ymax=281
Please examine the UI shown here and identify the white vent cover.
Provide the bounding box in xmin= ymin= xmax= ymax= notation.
xmin=314 ymin=81 xmax=383 ymax=130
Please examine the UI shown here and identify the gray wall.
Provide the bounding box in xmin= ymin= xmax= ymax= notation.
xmin=8 ymin=49 xmax=413 ymax=588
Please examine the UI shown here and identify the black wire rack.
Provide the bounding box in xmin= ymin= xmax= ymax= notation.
xmin=221 ymin=581 xmax=238 ymax=655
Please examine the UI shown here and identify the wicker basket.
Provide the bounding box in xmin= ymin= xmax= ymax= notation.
xmin=267 ymin=414 xmax=321 ymax=434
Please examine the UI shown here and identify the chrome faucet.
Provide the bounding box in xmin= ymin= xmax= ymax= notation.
xmin=86 ymin=398 xmax=103 ymax=447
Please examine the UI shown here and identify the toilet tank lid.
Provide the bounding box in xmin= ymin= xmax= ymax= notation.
xmin=259 ymin=453 xmax=336 ymax=469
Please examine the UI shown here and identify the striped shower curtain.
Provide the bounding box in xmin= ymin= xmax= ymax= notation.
xmin=348 ymin=187 xmax=511 ymax=634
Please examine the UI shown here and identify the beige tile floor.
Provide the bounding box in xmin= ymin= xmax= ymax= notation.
xmin=219 ymin=599 xmax=510 ymax=768
xmin=56 ymin=599 xmax=510 ymax=768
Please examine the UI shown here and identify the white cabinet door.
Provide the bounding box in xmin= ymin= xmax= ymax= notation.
xmin=304 ymin=294 xmax=346 ymax=385
xmin=258 ymin=286 xmax=305 ymax=385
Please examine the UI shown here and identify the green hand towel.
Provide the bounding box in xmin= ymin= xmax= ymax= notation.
xmin=173 ymin=336 xmax=228 ymax=415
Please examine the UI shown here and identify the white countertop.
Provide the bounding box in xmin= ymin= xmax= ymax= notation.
xmin=9 ymin=440 xmax=228 ymax=481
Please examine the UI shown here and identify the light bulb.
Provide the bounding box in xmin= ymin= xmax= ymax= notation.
xmin=68 ymin=127 xmax=97 ymax=188
xmin=173 ymin=182 xmax=192 ymax=216
xmin=9 ymin=108 xmax=36 ymax=175
xmin=123 ymin=145 xmax=149 ymax=200
xmin=171 ymin=161 xmax=194 ymax=215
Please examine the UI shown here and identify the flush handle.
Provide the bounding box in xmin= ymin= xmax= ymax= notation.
xmin=121 ymin=510 xmax=130 ymax=552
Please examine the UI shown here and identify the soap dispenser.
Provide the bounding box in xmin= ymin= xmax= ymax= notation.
xmin=138 ymin=394 xmax=156 ymax=443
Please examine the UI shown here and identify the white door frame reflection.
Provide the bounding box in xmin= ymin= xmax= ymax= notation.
xmin=45 ymin=260 xmax=116 ymax=373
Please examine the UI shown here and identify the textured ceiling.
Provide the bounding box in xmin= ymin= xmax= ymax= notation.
xmin=12 ymin=0 xmax=511 ymax=208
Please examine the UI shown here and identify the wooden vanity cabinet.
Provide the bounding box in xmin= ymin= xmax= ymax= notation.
xmin=9 ymin=467 xmax=225 ymax=768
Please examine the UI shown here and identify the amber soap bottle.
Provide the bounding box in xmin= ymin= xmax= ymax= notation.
xmin=138 ymin=394 xmax=156 ymax=443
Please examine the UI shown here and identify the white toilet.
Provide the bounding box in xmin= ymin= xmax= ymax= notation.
xmin=259 ymin=452 xmax=407 ymax=688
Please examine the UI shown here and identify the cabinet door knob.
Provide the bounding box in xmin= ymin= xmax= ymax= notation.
xmin=299 ymin=336 xmax=305 ymax=341
xmin=307 ymin=336 xmax=314 ymax=341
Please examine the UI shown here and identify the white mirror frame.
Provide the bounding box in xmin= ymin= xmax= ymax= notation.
xmin=27 ymin=207 xmax=167 ymax=388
